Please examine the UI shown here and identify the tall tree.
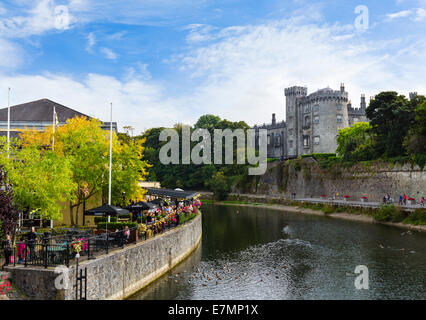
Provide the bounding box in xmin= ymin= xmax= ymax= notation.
xmin=366 ymin=92 xmax=414 ymax=158
xmin=19 ymin=117 xmax=149 ymax=225
xmin=336 ymin=122 xmax=375 ymax=161
xmin=0 ymin=171 xmax=19 ymax=239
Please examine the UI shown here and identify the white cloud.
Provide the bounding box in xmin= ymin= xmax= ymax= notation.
xmin=100 ymin=47 xmax=118 ymax=60
xmin=0 ymin=0 xmax=76 ymax=38
xmin=386 ymin=10 xmax=413 ymax=20
xmin=0 ymin=39 xmax=23 ymax=69
xmin=386 ymin=7 xmax=426 ymax=21
xmin=86 ymin=32 xmax=96 ymax=53
xmin=414 ymin=7 xmax=426 ymax=20
xmin=175 ymin=17 xmax=426 ymax=127
xmin=1 ymin=10 xmax=426 ymax=133
xmin=0 ymin=72 xmax=180 ymax=134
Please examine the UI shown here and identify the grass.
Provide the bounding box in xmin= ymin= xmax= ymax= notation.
xmin=403 ymin=208 xmax=426 ymax=225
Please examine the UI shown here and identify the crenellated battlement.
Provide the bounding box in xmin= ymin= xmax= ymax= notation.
xmin=285 ymin=86 xmax=307 ymax=97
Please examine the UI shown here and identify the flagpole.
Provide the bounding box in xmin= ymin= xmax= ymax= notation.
xmin=52 ymin=106 xmax=55 ymax=152
xmin=7 ymin=88 xmax=10 ymax=158
xmin=108 ymin=103 xmax=113 ymax=223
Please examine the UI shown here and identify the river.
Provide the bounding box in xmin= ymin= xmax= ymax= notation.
xmin=129 ymin=204 xmax=426 ymax=300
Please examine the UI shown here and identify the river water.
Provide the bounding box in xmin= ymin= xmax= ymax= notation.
xmin=129 ymin=204 xmax=426 ymax=300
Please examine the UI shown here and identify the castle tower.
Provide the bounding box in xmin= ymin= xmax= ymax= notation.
xmin=360 ymin=94 xmax=366 ymax=109
xmin=409 ymin=92 xmax=418 ymax=100
xmin=285 ymin=86 xmax=307 ymax=157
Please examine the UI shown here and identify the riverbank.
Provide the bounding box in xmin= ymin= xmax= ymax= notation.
xmin=202 ymin=199 xmax=426 ymax=232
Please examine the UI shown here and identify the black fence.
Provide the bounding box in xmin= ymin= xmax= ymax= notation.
xmin=8 ymin=213 xmax=197 ymax=269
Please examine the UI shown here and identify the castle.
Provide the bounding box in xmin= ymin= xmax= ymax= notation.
xmin=254 ymin=84 xmax=368 ymax=159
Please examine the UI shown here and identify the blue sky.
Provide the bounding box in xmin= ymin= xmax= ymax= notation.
xmin=0 ymin=0 xmax=425 ymax=133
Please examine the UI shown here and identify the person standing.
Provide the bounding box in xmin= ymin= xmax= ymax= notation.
xmin=2 ymin=234 xmax=13 ymax=268
xmin=26 ymin=227 xmax=37 ymax=261
xmin=403 ymin=194 xmax=407 ymax=205
xmin=399 ymin=195 xmax=403 ymax=205
xmin=421 ymin=196 xmax=425 ymax=208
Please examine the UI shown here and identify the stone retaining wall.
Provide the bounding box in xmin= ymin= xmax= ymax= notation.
xmin=7 ymin=214 xmax=202 ymax=300
xmin=232 ymin=160 xmax=426 ymax=202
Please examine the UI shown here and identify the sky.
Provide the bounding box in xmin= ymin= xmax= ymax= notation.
xmin=0 ymin=0 xmax=425 ymax=133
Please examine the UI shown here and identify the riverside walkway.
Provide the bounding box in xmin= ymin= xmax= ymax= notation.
xmin=198 ymin=192 xmax=424 ymax=212
xmin=295 ymin=197 xmax=423 ymax=211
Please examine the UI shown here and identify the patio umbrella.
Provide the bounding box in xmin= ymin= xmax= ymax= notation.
xmin=84 ymin=204 xmax=130 ymax=216
xmin=150 ymin=198 xmax=166 ymax=206
xmin=125 ymin=201 xmax=157 ymax=212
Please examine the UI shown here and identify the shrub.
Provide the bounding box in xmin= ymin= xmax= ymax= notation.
xmin=94 ymin=216 xmax=118 ymax=224
xmin=373 ymin=205 xmax=399 ymax=222
xmin=97 ymin=222 xmax=138 ymax=231
xmin=312 ymin=153 xmax=336 ymax=161
xmin=403 ymin=209 xmax=426 ymax=225
xmin=321 ymin=205 xmax=336 ymax=214
xmin=137 ymin=216 xmax=148 ymax=224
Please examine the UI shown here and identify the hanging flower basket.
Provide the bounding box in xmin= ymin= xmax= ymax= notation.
xmin=344 ymin=195 xmax=350 ymax=202
xmin=320 ymin=195 xmax=326 ymax=198
xmin=361 ymin=196 xmax=368 ymax=203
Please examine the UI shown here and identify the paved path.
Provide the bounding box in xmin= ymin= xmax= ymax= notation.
xmin=295 ymin=197 xmax=424 ymax=211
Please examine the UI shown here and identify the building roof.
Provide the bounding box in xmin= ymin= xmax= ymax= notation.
xmin=0 ymin=99 xmax=90 ymax=122
xmin=144 ymin=188 xmax=199 ymax=200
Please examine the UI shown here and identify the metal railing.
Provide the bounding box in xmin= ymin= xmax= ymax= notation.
xmin=9 ymin=212 xmax=198 ymax=269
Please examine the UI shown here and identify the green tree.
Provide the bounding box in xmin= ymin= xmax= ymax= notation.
xmin=404 ymin=100 xmax=426 ymax=155
xmin=194 ymin=114 xmax=221 ymax=130
xmin=336 ymin=122 xmax=375 ymax=161
xmin=208 ymin=171 xmax=230 ymax=200
xmin=366 ymin=92 xmax=414 ymax=157
xmin=0 ymin=137 xmax=76 ymax=221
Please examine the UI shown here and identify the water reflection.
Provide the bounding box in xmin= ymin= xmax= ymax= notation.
xmin=129 ymin=204 xmax=426 ymax=300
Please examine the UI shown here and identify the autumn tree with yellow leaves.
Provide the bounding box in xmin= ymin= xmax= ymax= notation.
xmin=17 ymin=116 xmax=149 ymax=225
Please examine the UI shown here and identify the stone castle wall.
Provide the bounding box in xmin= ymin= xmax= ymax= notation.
xmin=233 ymin=159 xmax=426 ymax=202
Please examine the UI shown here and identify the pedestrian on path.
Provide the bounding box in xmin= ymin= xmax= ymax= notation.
xmin=2 ymin=235 xmax=12 ymax=268
xmin=421 ymin=196 xmax=425 ymax=207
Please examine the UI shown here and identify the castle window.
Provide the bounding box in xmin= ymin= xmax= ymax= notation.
xmin=289 ymin=140 xmax=293 ymax=148
xmin=314 ymin=136 xmax=320 ymax=145
xmin=304 ymin=116 xmax=311 ymax=127
xmin=289 ymin=129 xmax=293 ymax=135
xmin=314 ymin=105 xmax=319 ymax=113
xmin=303 ymin=136 xmax=310 ymax=147
xmin=275 ymin=134 xmax=281 ymax=146
xmin=267 ymin=135 xmax=271 ymax=145
xmin=337 ymin=104 xmax=342 ymax=110
xmin=304 ymin=105 xmax=311 ymax=113
xmin=314 ymin=116 xmax=319 ymax=124
xmin=337 ymin=115 xmax=343 ymax=123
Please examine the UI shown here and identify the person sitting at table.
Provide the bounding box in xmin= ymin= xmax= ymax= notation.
xmin=124 ymin=226 xmax=130 ymax=244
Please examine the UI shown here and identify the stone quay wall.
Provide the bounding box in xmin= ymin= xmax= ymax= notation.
xmin=232 ymin=159 xmax=426 ymax=202
xmin=7 ymin=214 xmax=202 ymax=300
